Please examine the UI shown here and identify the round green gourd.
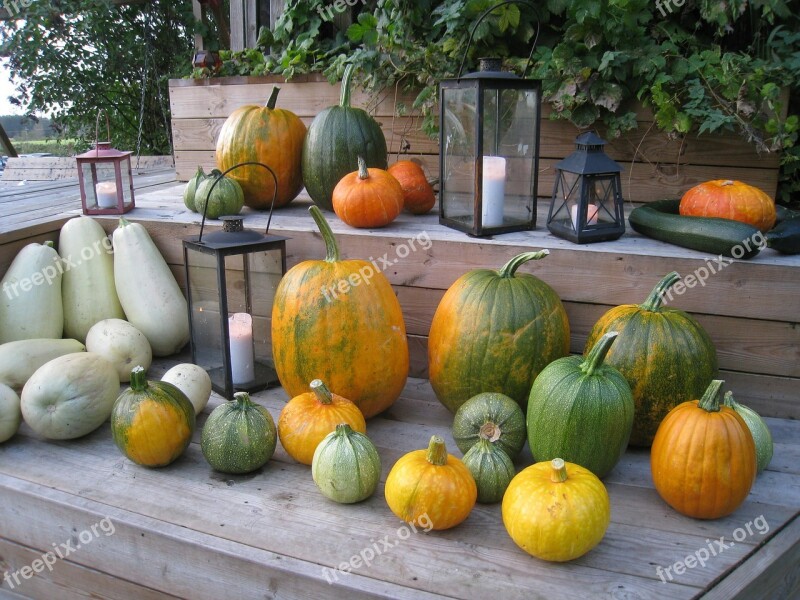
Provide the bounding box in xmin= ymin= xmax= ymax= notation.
xmin=201 ymin=392 xmax=277 ymax=474
xmin=194 ymin=173 xmax=244 ymax=219
xmin=462 ymin=438 xmax=516 ymax=504
xmin=311 ymin=423 xmax=381 ymax=504
xmin=527 ymin=332 xmax=634 ymax=479
xmin=301 ymin=63 xmax=388 ymax=211
xmin=452 ymin=392 xmax=526 ymax=459
xmin=723 ymin=391 xmax=773 ymax=473
xmin=183 ymin=166 xmax=207 ymax=212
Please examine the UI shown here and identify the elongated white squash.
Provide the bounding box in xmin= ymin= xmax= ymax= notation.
xmin=0 ymin=241 xmax=63 ymax=343
xmin=0 ymin=338 xmax=86 ymax=391
xmin=0 ymin=383 xmax=21 ymax=443
xmin=59 ymin=216 xmax=125 ymax=342
xmin=112 ymin=218 xmax=189 ymax=356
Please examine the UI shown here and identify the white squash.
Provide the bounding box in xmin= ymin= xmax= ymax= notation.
xmin=0 ymin=338 xmax=86 ymax=392
xmin=85 ymin=319 xmax=152 ymax=382
xmin=59 ymin=216 xmax=125 ymax=342
xmin=112 ymin=218 xmax=189 ymax=356
xmin=0 ymin=241 xmax=63 ymax=343
xmin=21 ymin=352 xmax=120 ymax=440
xmin=0 ymin=383 xmax=21 ymax=443
xmin=161 ymin=363 xmax=212 ymax=414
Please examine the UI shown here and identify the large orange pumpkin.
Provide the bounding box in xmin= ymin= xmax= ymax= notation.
xmin=388 ymin=160 xmax=436 ymax=215
xmin=271 ymin=206 xmax=409 ymax=418
xmin=679 ymin=179 xmax=776 ymax=232
xmin=650 ymin=379 xmax=756 ymax=519
xmin=215 ymin=86 xmax=307 ymax=209
xmin=332 ymin=156 xmax=403 ymax=228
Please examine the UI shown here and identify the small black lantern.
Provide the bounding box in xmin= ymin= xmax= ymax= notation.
xmin=76 ymin=111 xmax=135 ymax=215
xmin=183 ymin=163 xmax=286 ymax=399
xmin=546 ymin=131 xmax=625 ymax=244
xmin=439 ymin=1 xmax=541 ymax=237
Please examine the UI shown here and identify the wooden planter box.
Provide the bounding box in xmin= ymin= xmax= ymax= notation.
xmin=169 ymin=75 xmax=782 ymax=201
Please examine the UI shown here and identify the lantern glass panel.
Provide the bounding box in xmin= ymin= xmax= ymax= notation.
xmin=120 ymin=162 xmax=133 ymax=204
xmin=185 ymin=249 xmax=225 ymax=386
xmin=246 ymin=250 xmax=283 ymax=368
xmin=441 ymin=86 xmax=477 ymax=224
xmin=550 ymin=169 xmax=582 ymax=230
xmin=585 ymin=176 xmax=619 ymax=225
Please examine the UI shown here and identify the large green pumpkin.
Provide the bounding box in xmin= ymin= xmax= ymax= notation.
xmin=584 ymin=271 xmax=718 ymax=447
xmin=201 ymin=392 xmax=277 ymax=474
xmin=527 ymin=332 xmax=634 ymax=478
xmin=311 ymin=423 xmax=381 ymax=503
xmin=301 ymin=64 xmax=388 ymax=211
xmin=428 ymin=250 xmax=570 ymax=413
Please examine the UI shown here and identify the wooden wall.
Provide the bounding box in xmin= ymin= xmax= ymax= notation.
xmin=169 ymin=75 xmax=782 ymax=201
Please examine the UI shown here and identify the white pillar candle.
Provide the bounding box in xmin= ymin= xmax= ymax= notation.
xmin=570 ymin=203 xmax=599 ymax=229
xmin=228 ymin=312 xmax=254 ymax=384
xmin=481 ymin=156 xmax=506 ymax=227
xmin=95 ymin=181 xmax=118 ymax=208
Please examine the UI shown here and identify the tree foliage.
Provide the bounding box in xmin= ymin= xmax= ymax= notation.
xmin=0 ymin=0 xmax=196 ymax=154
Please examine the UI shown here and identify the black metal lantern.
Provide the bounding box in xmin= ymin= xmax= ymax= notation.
xmin=439 ymin=1 xmax=541 ymax=236
xmin=546 ymin=131 xmax=625 ymax=244
xmin=182 ymin=163 xmax=286 ymax=399
xmin=76 ymin=111 xmax=135 ymax=215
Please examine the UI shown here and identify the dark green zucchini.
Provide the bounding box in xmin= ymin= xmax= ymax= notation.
xmin=765 ymin=217 xmax=800 ymax=254
xmin=629 ymin=199 xmax=763 ymax=259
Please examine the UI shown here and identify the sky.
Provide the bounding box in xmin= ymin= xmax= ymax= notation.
xmin=0 ymin=60 xmax=23 ymax=115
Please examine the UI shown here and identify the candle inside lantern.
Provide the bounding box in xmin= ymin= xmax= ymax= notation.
xmin=95 ymin=181 xmax=118 ymax=208
xmin=570 ymin=203 xmax=599 ymax=229
xmin=481 ymin=156 xmax=506 ymax=227
xmin=228 ymin=312 xmax=254 ymax=384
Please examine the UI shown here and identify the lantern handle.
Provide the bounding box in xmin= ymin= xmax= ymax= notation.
xmin=198 ymin=161 xmax=279 ymax=243
xmin=456 ymin=0 xmax=540 ymax=79
xmin=94 ymin=109 xmax=112 ymax=156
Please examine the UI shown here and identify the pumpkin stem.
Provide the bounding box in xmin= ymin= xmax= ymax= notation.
xmin=550 ymin=458 xmax=568 ymax=483
xmin=44 ymin=240 xmax=55 ymax=248
xmin=266 ymin=86 xmax=280 ymax=110
xmin=721 ymin=180 xmax=734 ymax=186
xmin=639 ymin=271 xmax=681 ymax=312
xmin=698 ymin=379 xmax=725 ymax=412
xmin=310 ymin=379 xmax=333 ymax=405
xmin=195 ymin=165 xmax=206 ymax=176
xmin=426 ymin=435 xmax=448 ymax=466
xmin=340 ymin=63 xmax=355 ymax=108
xmin=357 ymin=156 xmax=369 ymax=180
xmin=233 ymin=391 xmax=254 ymax=408
xmin=722 ymin=390 xmax=738 ymax=410
xmin=580 ymin=331 xmax=618 ymax=377
xmin=118 ymin=217 xmax=131 ymax=228
xmin=479 ymin=421 xmax=501 ymax=443
xmin=309 ymin=206 xmax=340 ymax=263
xmin=129 ymin=365 xmax=148 ymax=392
xmin=497 ymin=250 xmax=550 ymax=278
xmin=335 ymin=423 xmax=354 ymax=436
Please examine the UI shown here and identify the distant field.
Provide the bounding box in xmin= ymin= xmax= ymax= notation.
xmin=9 ymin=139 xmax=78 ymax=156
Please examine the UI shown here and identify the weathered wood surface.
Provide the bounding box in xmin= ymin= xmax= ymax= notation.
xmin=168 ymin=76 xmax=782 ymax=200
xmin=0 ymin=362 xmax=798 ymax=599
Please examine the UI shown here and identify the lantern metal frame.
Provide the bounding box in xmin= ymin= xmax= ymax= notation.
xmin=183 ymin=162 xmax=286 ymax=399
xmin=438 ymin=0 xmax=541 ymax=237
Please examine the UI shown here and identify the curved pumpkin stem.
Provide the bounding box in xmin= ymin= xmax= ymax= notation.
xmin=580 ymin=331 xmax=618 ymax=377
xmin=722 ymin=390 xmax=739 ymax=410
xmin=698 ymin=379 xmax=725 ymax=412
xmin=640 ymin=271 xmax=681 ymax=312
xmin=129 ymin=365 xmax=148 ymax=392
xmin=357 ymin=156 xmax=369 ymax=180
xmin=426 ymin=435 xmax=448 ymax=466
xmin=266 ymin=86 xmax=280 ymax=110
xmin=233 ymin=391 xmax=254 ymax=409
xmin=118 ymin=217 xmax=131 ymax=228
xmin=310 ymin=379 xmax=333 ymax=405
xmin=340 ymin=64 xmax=355 ymax=108
xmin=550 ymin=458 xmax=568 ymax=483
xmin=335 ymin=423 xmax=354 ymax=437
xmin=497 ymin=250 xmax=549 ymax=278
xmin=309 ymin=206 xmax=340 ymax=263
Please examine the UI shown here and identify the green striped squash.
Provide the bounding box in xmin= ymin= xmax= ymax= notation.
xmin=462 ymin=438 xmax=516 ymax=504
xmin=452 ymin=392 xmax=526 ymax=459
xmin=311 ymin=423 xmax=381 ymax=503
xmin=724 ymin=391 xmax=773 ymax=474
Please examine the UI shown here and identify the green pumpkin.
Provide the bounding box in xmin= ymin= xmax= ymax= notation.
xmin=429 ymin=250 xmax=570 ymax=412
xmin=194 ymin=173 xmax=244 ymax=219
xmin=724 ymin=391 xmax=773 ymax=473
xmin=584 ymin=271 xmax=718 ymax=447
xmin=183 ymin=166 xmax=209 ymax=212
xmin=462 ymin=438 xmax=516 ymax=504
xmin=527 ymin=332 xmax=634 ymax=479
xmin=201 ymin=392 xmax=277 ymax=474
xmin=311 ymin=423 xmax=381 ymax=503
xmin=301 ymin=63 xmax=388 ymax=211
xmin=452 ymin=392 xmax=526 ymax=459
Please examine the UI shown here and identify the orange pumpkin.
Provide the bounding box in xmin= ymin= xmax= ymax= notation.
xmin=388 ymin=160 xmax=436 ymax=215
xmin=277 ymin=379 xmax=366 ymax=465
xmin=650 ymin=379 xmax=756 ymax=519
xmin=332 ymin=156 xmax=404 ymax=228
xmin=216 ymin=86 xmax=307 ymax=209
xmin=679 ymin=179 xmax=776 ymax=232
